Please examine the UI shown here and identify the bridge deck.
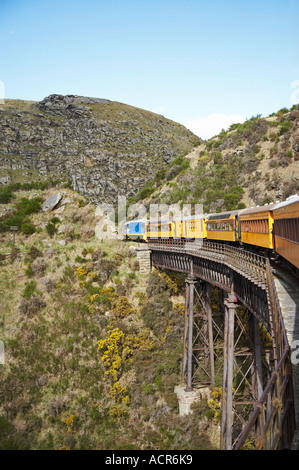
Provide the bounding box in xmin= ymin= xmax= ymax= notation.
xmin=273 ymin=267 xmax=299 ymax=449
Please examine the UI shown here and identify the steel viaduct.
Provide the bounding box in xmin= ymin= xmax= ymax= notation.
xmin=137 ymin=239 xmax=299 ymax=450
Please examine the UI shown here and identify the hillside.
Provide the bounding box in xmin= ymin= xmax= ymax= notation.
xmin=0 ymin=187 xmax=220 ymax=450
xmin=132 ymin=106 xmax=299 ymax=213
xmin=0 ymin=95 xmax=199 ymax=205
xmin=1 ymin=103 xmax=298 ymax=451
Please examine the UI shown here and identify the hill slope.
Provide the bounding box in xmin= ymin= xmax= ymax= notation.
xmin=134 ymin=106 xmax=299 ymax=213
xmin=0 ymin=187 xmax=219 ymax=450
xmin=0 ymin=95 xmax=199 ymax=204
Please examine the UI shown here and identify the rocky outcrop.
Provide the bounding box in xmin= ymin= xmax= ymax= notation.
xmin=41 ymin=193 xmax=62 ymax=212
xmin=0 ymin=95 xmax=199 ymax=203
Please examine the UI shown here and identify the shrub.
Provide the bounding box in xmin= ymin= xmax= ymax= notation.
xmin=3 ymin=213 xmax=24 ymax=228
xmin=213 ymin=152 xmax=223 ymax=164
xmin=278 ymin=119 xmax=291 ymax=135
xmin=145 ymin=271 xmax=168 ymax=297
xmin=141 ymin=293 xmax=172 ymax=335
xmin=42 ymin=278 xmax=57 ymax=292
xmin=138 ymin=185 xmax=155 ymax=200
xmin=15 ymin=197 xmax=42 ymax=216
xmin=32 ymin=258 xmax=46 ymax=276
xmin=50 ymin=217 xmax=61 ymax=225
xmin=47 ymin=396 xmax=67 ymax=417
xmin=19 ymin=296 xmax=46 ymax=315
xmin=111 ymin=296 xmax=136 ymax=319
xmin=22 ymin=280 xmax=37 ymax=300
xmin=21 ymin=222 xmax=36 ymax=235
xmin=62 ymin=265 xmax=75 ymax=281
xmin=0 ymin=187 xmax=14 ymax=204
xmin=25 ymin=263 xmax=34 ymax=277
xmin=28 ymin=245 xmax=43 ymax=261
xmin=45 ymin=222 xmax=57 ymax=238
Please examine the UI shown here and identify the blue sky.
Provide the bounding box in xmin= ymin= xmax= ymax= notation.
xmin=1 ymin=0 xmax=299 ymax=138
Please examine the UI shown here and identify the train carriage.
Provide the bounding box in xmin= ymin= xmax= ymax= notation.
xmin=273 ymin=195 xmax=299 ymax=270
xmin=184 ymin=215 xmax=207 ymax=240
xmin=146 ymin=219 xmax=174 ymax=240
xmin=240 ymin=203 xmax=277 ymax=250
xmin=206 ymin=211 xmax=241 ymax=243
xmin=173 ymin=215 xmax=207 ymax=240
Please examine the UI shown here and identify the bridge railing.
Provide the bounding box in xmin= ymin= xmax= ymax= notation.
xmin=148 ymin=238 xmax=267 ymax=286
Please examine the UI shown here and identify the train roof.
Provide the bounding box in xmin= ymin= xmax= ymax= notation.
xmin=272 ymin=195 xmax=299 ymax=211
xmin=173 ymin=214 xmax=207 ymax=221
xmin=125 ymin=219 xmax=146 ymax=224
xmin=146 ymin=218 xmax=173 ymax=224
xmin=240 ymin=202 xmax=278 ymax=215
xmin=207 ymin=209 xmax=243 ymax=220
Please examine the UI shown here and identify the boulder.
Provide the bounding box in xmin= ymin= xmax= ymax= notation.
xmin=42 ymin=193 xmax=62 ymax=212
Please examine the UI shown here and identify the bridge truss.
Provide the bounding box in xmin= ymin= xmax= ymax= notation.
xmin=149 ymin=239 xmax=296 ymax=450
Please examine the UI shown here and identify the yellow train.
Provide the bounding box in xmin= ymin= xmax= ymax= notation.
xmin=206 ymin=210 xmax=240 ymax=243
xmin=123 ymin=196 xmax=299 ymax=271
xmin=240 ymin=203 xmax=277 ymax=250
xmin=272 ymin=196 xmax=299 ymax=270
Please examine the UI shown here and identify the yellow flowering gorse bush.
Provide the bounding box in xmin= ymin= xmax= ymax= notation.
xmin=98 ymin=326 xmax=153 ymax=407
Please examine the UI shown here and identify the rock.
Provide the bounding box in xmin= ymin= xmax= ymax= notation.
xmin=55 ymin=206 xmax=65 ymax=214
xmin=57 ymin=224 xmax=65 ymax=234
xmin=0 ymin=95 xmax=198 ymax=205
xmin=233 ymin=148 xmax=244 ymax=157
xmin=42 ymin=193 xmax=62 ymax=212
xmin=61 ymin=197 xmax=71 ymax=205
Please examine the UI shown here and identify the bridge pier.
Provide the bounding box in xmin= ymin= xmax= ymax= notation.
xmin=182 ymin=277 xmax=217 ymax=390
xmin=249 ymin=314 xmax=263 ymax=401
xmin=136 ymin=246 xmax=152 ymax=273
xmin=182 ymin=276 xmax=196 ymax=391
xmin=221 ymin=294 xmax=238 ymax=450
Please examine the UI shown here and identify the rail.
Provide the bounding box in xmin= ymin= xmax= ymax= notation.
xmin=148 ymin=238 xmax=296 ymax=449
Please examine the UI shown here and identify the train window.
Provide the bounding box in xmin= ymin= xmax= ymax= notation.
xmin=148 ymin=224 xmax=159 ymax=232
xmin=207 ymin=221 xmax=233 ymax=231
xmin=276 ymin=218 xmax=299 ymax=243
xmin=241 ymin=219 xmax=269 ymax=234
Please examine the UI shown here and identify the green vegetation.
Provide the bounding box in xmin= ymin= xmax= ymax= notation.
xmin=0 ymin=195 xmax=42 ymax=234
xmin=130 ymin=104 xmax=298 ymax=210
xmin=278 ymin=118 xmax=292 ymax=136
xmin=0 ymin=186 xmax=222 ymax=449
xmin=161 ymin=152 xmax=245 ymax=212
xmin=0 ymin=186 xmax=14 ymax=204
xmin=45 ymin=222 xmax=57 ymax=238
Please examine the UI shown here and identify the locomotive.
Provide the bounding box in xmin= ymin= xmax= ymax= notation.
xmin=123 ymin=195 xmax=299 ymax=272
